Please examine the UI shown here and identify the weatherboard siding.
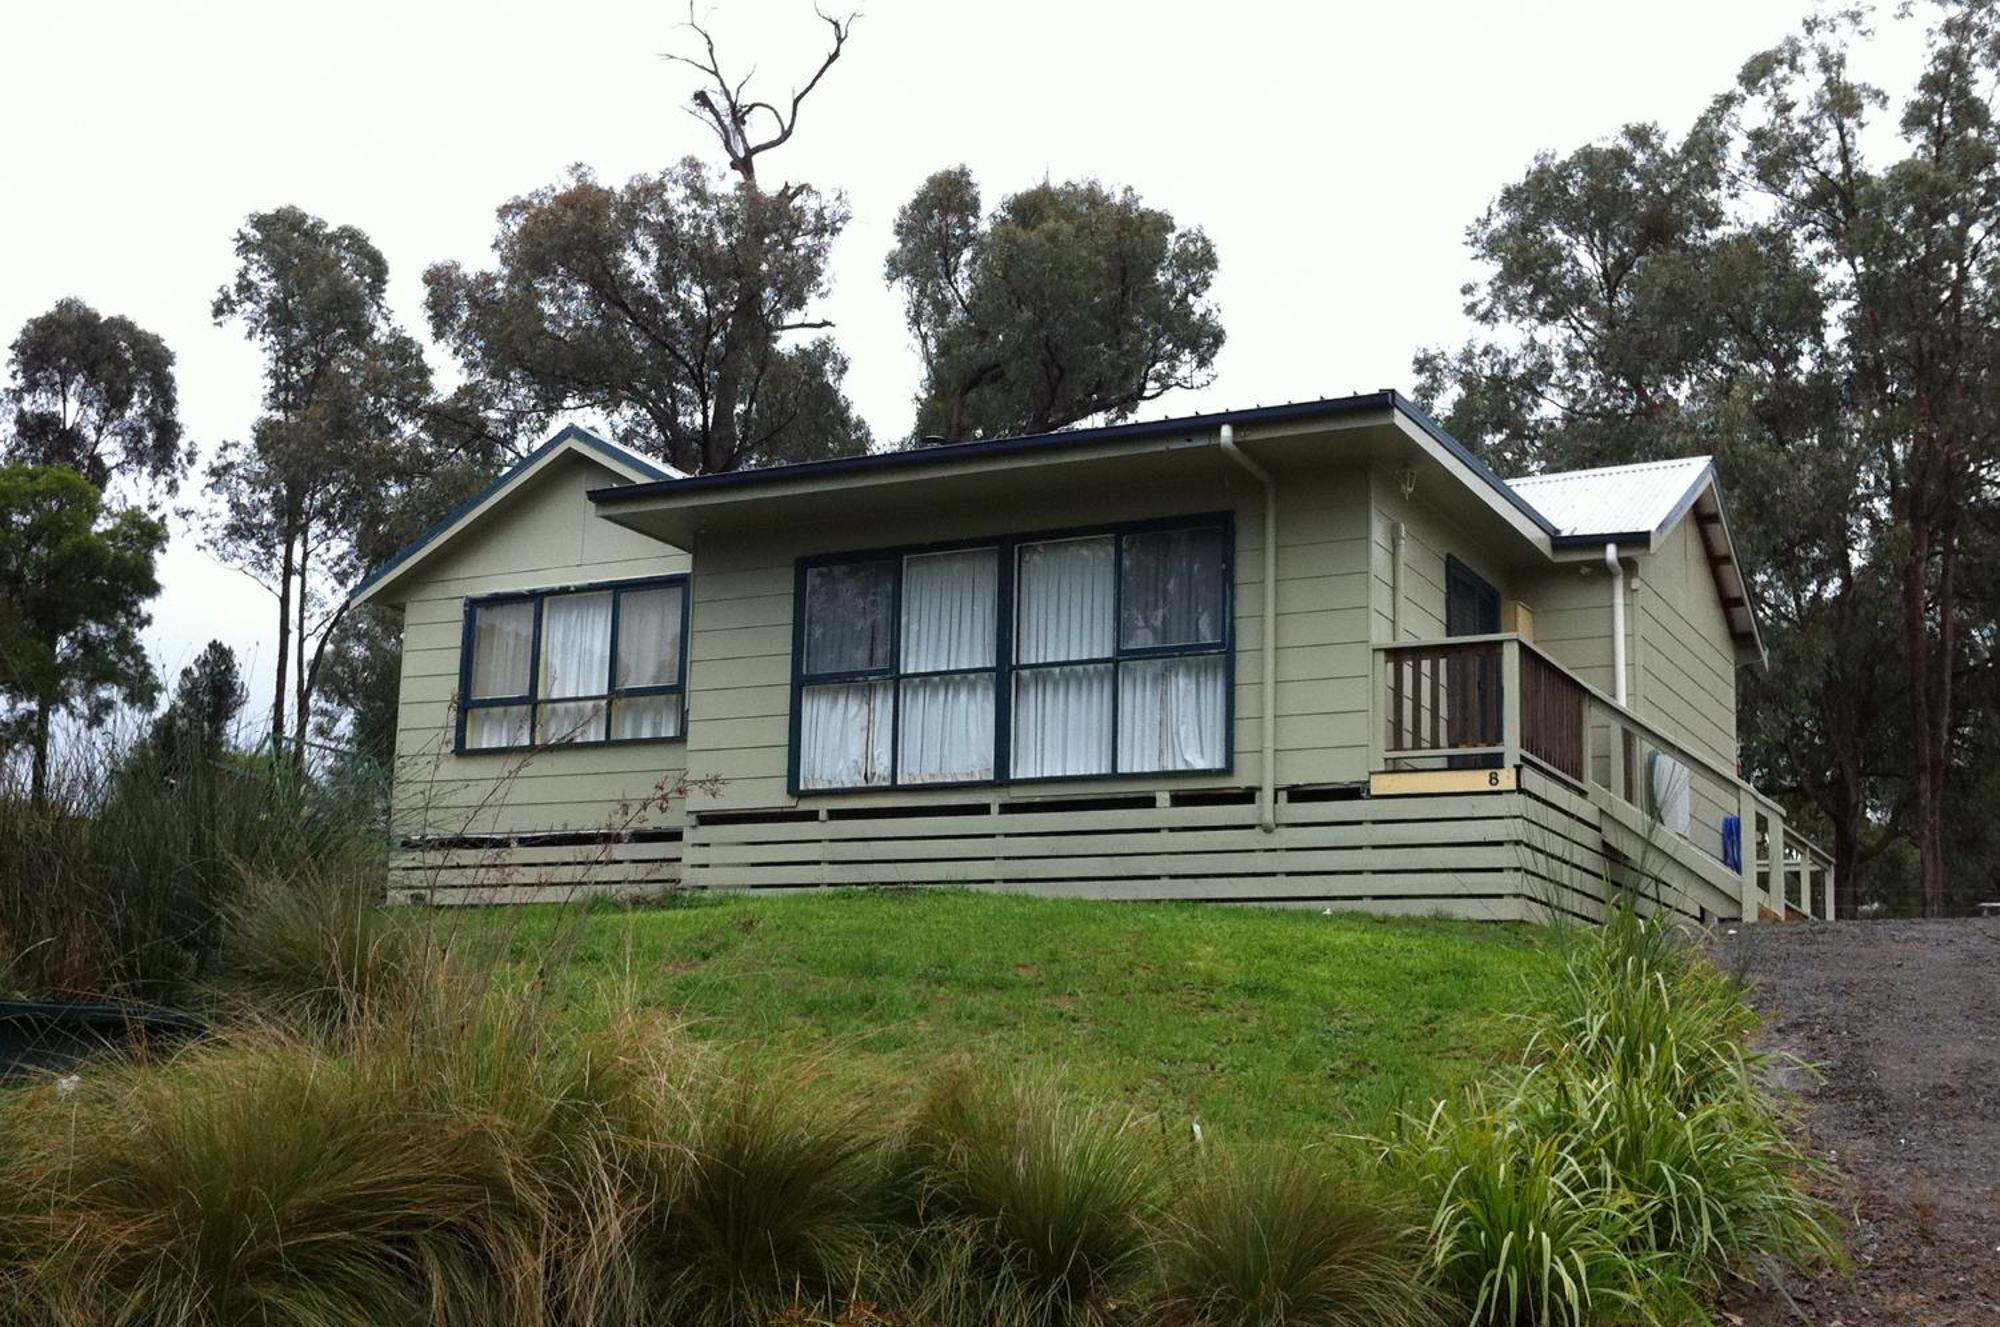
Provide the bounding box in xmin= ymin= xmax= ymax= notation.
xmin=680 ymin=457 xmax=1380 ymax=815
xmin=388 ymin=453 xmax=691 ymax=859
xmin=377 ymin=435 xmax=1762 ymax=917
xmin=1368 ymin=464 xmax=1518 ymax=642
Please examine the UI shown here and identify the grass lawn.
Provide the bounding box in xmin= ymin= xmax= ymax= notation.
xmin=470 ymin=891 xmax=1558 ymax=1139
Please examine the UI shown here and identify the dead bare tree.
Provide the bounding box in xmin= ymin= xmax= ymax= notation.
xmin=663 ymin=4 xmax=857 ymax=187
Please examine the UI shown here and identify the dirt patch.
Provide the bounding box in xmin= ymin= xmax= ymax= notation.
xmin=1713 ymin=918 xmax=2000 ymax=1325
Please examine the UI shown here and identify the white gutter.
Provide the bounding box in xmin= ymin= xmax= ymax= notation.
xmin=1606 ymin=543 xmax=1627 ymax=706
xmin=1219 ymin=424 xmax=1278 ymax=832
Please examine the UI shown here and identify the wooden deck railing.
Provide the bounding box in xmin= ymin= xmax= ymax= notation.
xmin=1519 ymin=646 xmax=1586 ymax=779
xmin=1382 ymin=640 xmax=1503 ymax=759
xmin=1373 ymin=632 xmax=1835 ymax=922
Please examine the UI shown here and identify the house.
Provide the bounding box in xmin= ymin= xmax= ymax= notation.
xmin=350 ymin=391 xmax=1832 ymax=923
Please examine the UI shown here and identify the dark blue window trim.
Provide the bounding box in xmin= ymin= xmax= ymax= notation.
xmin=787 ymin=513 xmax=1236 ymax=796
xmin=455 ymin=572 xmax=692 ymax=756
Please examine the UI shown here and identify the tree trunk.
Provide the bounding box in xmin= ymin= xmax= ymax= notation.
xmin=29 ymin=701 xmax=50 ymax=808
xmin=1831 ymin=803 xmax=1862 ymax=920
xmin=293 ymin=522 xmax=312 ymax=753
xmin=1903 ymin=513 xmax=1949 ymax=919
xmin=271 ymin=533 xmax=294 ymax=756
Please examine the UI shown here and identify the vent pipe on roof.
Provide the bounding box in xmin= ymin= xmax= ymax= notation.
xmin=1606 ymin=543 xmax=1627 ymax=707
xmin=1218 ymin=424 xmax=1277 ymax=833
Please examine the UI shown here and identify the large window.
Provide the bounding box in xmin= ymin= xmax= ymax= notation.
xmin=459 ymin=576 xmax=688 ymax=752
xmin=791 ymin=518 xmax=1230 ymax=792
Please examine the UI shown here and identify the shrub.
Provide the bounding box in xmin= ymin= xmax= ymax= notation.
xmin=0 ymin=738 xmax=387 ymax=1001
xmin=1389 ymin=903 xmax=1839 ymax=1325
xmin=1158 ymin=1144 xmax=1442 ymax=1327
xmin=635 ymin=1061 xmax=885 ymax=1324
xmin=901 ymin=1068 xmax=1159 ymax=1325
xmin=1389 ymin=1091 xmax=1647 ymax=1327
xmin=216 ymin=870 xmax=436 ymax=1028
xmin=27 ymin=1034 xmax=539 ymax=1326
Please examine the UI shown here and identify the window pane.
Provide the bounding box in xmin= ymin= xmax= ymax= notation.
xmin=465 ymin=703 xmax=530 ymax=750
xmin=611 ymin=695 xmax=682 ymax=741
xmin=799 ymin=680 xmax=893 ymax=789
xmin=538 ymin=699 xmax=606 ymax=745
xmin=1117 ymin=656 xmax=1227 ymax=772
xmin=540 ymin=591 xmax=613 ymax=699
xmin=616 ymin=585 xmax=684 ymax=689
xmin=1016 ymin=536 xmax=1115 ymax=664
xmin=1647 ymin=750 xmax=1693 ymax=834
xmin=901 ymin=548 xmax=997 ymax=673
xmin=899 ymin=675 xmax=994 ymax=783
xmin=468 ymin=601 xmax=534 ymax=699
xmin=804 ymin=561 xmax=896 ymax=674
xmin=1011 ymin=664 xmax=1113 ymax=778
xmin=1120 ymin=527 xmax=1227 ymax=649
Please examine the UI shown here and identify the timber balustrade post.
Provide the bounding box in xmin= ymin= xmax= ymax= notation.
xmin=1736 ymin=782 xmax=1758 ymax=924
xmin=1501 ymin=637 xmax=1523 ymax=772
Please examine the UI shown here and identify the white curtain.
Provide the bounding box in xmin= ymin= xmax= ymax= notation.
xmin=469 ymin=601 xmax=534 ymax=698
xmin=538 ymin=591 xmax=612 ymax=743
xmin=1013 ymin=665 xmax=1114 ymax=778
xmin=896 ymin=549 xmax=996 ymax=783
xmin=1118 ymin=656 xmax=1227 ymax=772
xmin=465 ymin=600 xmax=534 ymax=750
xmin=616 ymin=585 xmax=684 ymax=689
xmin=1016 ymin=537 xmax=1114 ymax=663
xmin=1012 ymin=537 xmax=1115 ymax=777
xmin=466 ymin=704 xmax=530 ymax=750
xmin=1647 ymin=750 xmax=1693 ymax=835
xmin=900 ymin=675 xmax=994 ymax=782
xmin=800 ymin=681 xmax=892 ymax=788
xmin=612 ymin=696 xmax=682 ymax=741
xmin=902 ymin=549 xmax=996 ymax=671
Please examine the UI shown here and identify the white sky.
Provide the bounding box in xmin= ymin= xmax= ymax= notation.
xmin=0 ymin=0 xmax=1928 ymax=730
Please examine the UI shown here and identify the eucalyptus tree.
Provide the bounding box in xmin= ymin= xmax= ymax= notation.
xmin=886 ymin=167 xmax=1224 ymax=441
xmin=425 ymin=6 xmax=869 ymax=473
xmin=3 ymin=297 xmax=186 ymax=496
xmin=208 ymin=206 xmax=434 ymax=753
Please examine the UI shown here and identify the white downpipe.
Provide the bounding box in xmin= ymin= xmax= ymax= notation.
xmin=1219 ymin=424 xmax=1278 ymax=832
xmin=1606 ymin=542 xmax=1627 ymax=706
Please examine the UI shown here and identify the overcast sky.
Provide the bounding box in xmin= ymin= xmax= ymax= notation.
xmin=0 ymin=0 xmax=1927 ymax=731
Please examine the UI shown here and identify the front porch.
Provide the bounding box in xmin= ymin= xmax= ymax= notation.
xmin=1376 ymin=634 xmax=1834 ymax=922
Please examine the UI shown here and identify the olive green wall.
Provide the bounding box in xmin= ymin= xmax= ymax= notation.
xmin=389 ymin=452 xmax=690 ymax=839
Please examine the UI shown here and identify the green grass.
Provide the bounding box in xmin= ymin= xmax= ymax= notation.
xmin=468 ymin=891 xmax=1557 ymax=1138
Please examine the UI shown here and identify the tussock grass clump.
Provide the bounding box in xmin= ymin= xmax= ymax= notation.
xmin=216 ymin=870 xmax=436 ymax=1028
xmin=0 ymin=742 xmax=386 ymax=1001
xmin=1159 ymin=1144 xmax=1442 ymax=1327
xmin=636 ymin=1061 xmax=886 ymax=1324
xmin=900 ymin=1067 xmax=1160 ymax=1325
xmin=29 ymin=1036 xmax=538 ymax=1326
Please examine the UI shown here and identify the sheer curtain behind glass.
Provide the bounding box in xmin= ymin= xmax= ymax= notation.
xmin=1118 ymin=527 xmax=1227 ymax=771
xmin=613 ymin=585 xmax=685 ymax=740
xmin=466 ymin=600 xmax=534 ymax=749
xmin=1012 ymin=537 xmax=1115 ymax=778
xmin=1118 ymin=657 xmax=1226 ymax=771
xmin=898 ymin=548 xmax=996 ymax=783
xmin=799 ymin=561 xmax=896 ymax=788
xmin=538 ymin=591 xmax=613 ymax=743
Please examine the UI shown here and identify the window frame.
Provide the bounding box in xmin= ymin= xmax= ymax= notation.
xmin=787 ymin=513 xmax=1235 ymax=795
xmin=455 ymin=572 xmax=691 ymax=755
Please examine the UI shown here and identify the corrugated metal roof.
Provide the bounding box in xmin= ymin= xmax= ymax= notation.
xmin=1505 ymin=456 xmax=1713 ymax=540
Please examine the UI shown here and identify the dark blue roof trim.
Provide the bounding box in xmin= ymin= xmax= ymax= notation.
xmin=346 ymin=425 xmax=673 ymax=605
xmin=586 ymin=391 xmax=1560 ymax=538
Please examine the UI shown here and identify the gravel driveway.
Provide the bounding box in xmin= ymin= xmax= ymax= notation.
xmin=1713 ymin=918 xmax=2000 ymax=1325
